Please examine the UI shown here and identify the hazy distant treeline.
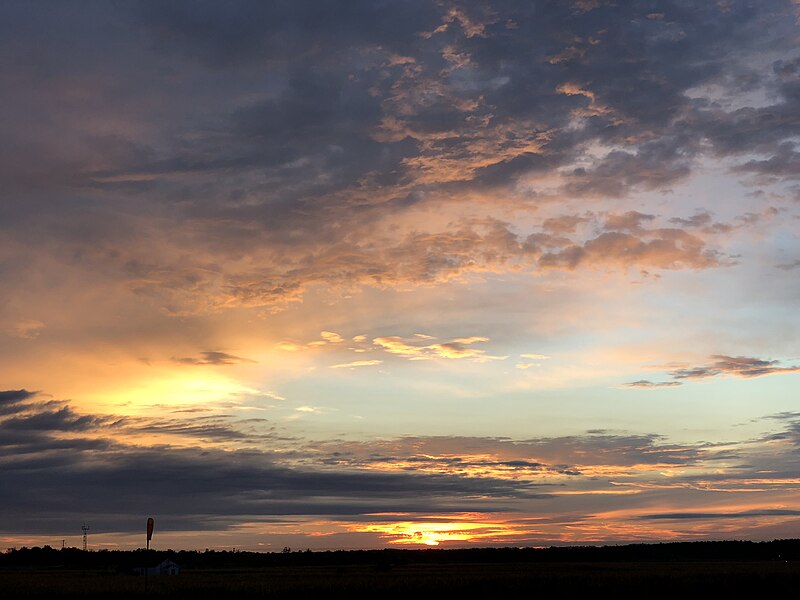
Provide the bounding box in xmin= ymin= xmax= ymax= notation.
xmin=2 ymin=540 xmax=799 ymax=569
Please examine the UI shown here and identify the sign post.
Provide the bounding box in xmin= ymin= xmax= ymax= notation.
xmin=146 ymin=517 xmax=154 ymax=550
xmin=145 ymin=517 xmax=154 ymax=594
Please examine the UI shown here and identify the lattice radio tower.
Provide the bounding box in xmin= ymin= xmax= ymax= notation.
xmin=81 ymin=524 xmax=90 ymax=551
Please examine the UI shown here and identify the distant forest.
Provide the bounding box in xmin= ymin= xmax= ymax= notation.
xmin=3 ymin=539 xmax=799 ymax=569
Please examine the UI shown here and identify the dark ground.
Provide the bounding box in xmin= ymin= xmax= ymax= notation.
xmin=2 ymin=540 xmax=799 ymax=598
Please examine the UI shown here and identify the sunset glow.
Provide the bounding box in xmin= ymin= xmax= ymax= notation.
xmin=355 ymin=517 xmax=519 ymax=546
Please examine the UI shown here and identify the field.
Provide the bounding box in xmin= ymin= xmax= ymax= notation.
xmin=2 ymin=560 xmax=800 ymax=598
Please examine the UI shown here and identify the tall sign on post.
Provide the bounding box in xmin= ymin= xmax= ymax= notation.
xmin=146 ymin=517 xmax=154 ymax=550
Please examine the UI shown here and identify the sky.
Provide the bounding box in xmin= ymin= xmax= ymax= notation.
xmin=2 ymin=0 xmax=800 ymax=551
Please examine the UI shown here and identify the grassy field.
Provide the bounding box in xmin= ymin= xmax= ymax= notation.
xmin=2 ymin=560 xmax=799 ymax=598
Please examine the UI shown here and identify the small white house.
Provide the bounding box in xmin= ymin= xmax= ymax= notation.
xmin=156 ymin=559 xmax=180 ymax=575
xmin=134 ymin=559 xmax=180 ymax=576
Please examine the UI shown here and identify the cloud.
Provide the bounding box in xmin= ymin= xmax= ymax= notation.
xmin=623 ymin=380 xmax=683 ymax=389
xmin=776 ymin=260 xmax=800 ymax=271
xmin=276 ymin=332 xmax=355 ymax=353
xmin=172 ymin=351 xmax=256 ymax=366
xmin=228 ymin=212 xmax=720 ymax=311
xmin=516 ymin=353 xmax=550 ymax=369
xmin=669 ymin=212 xmax=714 ymax=228
xmin=0 ymin=404 xmax=110 ymax=441
xmin=330 ymin=360 xmax=384 ymax=369
xmin=314 ymin=431 xmax=706 ymax=475
xmin=538 ymin=228 xmax=723 ymax=272
xmin=628 ymin=355 xmax=800 ymax=388
xmin=276 ymin=331 xmax=507 ymax=363
xmin=6 ymin=319 xmax=45 ymax=339
xmin=541 ymin=215 xmax=589 ymax=235
xmin=602 ymin=212 xmax=656 ymax=232
xmin=320 ymin=331 xmax=344 ymax=343
xmin=669 ymin=355 xmax=800 ymax=380
xmin=0 ymin=395 xmax=553 ymax=535
xmin=3 ymin=0 xmax=785 ymax=323
xmin=373 ymin=335 xmax=505 ymax=362
xmin=3 ymin=391 xmax=800 ymax=542
xmin=734 ymin=144 xmax=800 ymax=180
xmin=120 ymin=414 xmax=278 ymax=444
xmin=274 ymin=341 xmax=303 ymax=352
xmin=641 ymin=509 xmax=800 ymax=520
xmin=0 ymin=389 xmax=37 ymax=404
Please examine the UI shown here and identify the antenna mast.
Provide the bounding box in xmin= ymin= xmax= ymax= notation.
xmin=81 ymin=524 xmax=90 ymax=551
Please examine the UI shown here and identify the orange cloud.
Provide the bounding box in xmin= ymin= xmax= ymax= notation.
xmin=330 ymin=360 xmax=383 ymax=369
xmin=373 ymin=335 xmax=506 ymax=362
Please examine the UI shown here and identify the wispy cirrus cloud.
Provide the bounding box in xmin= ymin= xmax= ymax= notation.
xmin=277 ymin=331 xmax=508 ymax=364
xmin=623 ymin=380 xmax=683 ymax=389
xmin=373 ymin=335 xmax=507 ymax=362
xmin=330 ymin=360 xmax=384 ymax=369
xmin=641 ymin=509 xmax=800 ymax=520
xmin=5 ymin=319 xmax=45 ymax=339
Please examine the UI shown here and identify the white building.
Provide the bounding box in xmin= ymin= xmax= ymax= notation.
xmin=134 ymin=559 xmax=180 ymax=576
